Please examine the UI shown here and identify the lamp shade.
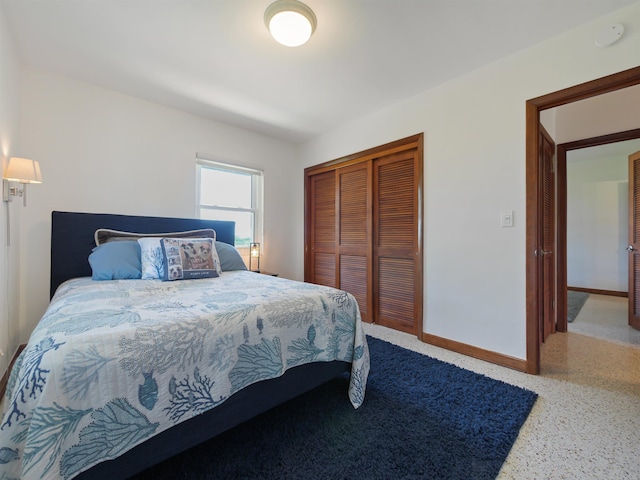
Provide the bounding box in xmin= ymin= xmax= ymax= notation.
xmin=265 ymin=0 xmax=316 ymax=47
xmin=4 ymin=157 xmax=43 ymax=184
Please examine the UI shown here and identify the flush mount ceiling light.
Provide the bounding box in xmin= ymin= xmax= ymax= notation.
xmin=264 ymin=0 xmax=317 ymax=47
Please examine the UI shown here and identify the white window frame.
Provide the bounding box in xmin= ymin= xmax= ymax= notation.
xmin=196 ymin=154 xmax=263 ymax=248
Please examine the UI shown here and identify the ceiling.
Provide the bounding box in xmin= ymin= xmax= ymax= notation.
xmin=2 ymin=0 xmax=636 ymax=143
xmin=568 ymin=138 xmax=640 ymax=162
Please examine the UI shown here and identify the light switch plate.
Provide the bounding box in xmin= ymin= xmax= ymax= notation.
xmin=500 ymin=210 xmax=514 ymax=227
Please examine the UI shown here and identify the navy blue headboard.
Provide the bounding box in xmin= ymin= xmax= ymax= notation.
xmin=50 ymin=211 xmax=235 ymax=298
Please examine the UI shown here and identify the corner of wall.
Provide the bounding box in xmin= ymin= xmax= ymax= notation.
xmin=0 ymin=2 xmax=23 ymax=376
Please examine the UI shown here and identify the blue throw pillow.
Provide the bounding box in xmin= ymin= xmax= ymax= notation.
xmin=216 ymin=241 xmax=247 ymax=271
xmin=88 ymin=241 xmax=142 ymax=280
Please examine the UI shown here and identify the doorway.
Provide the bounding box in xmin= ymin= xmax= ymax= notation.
xmin=525 ymin=66 xmax=640 ymax=374
xmin=557 ymin=131 xmax=640 ymax=333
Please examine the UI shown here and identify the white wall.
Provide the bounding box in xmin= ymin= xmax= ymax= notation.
xmin=567 ymin=152 xmax=628 ymax=291
xmin=17 ymin=68 xmax=298 ymax=343
xmin=297 ymin=3 xmax=640 ymax=359
xmin=0 ymin=4 xmax=22 ymax=370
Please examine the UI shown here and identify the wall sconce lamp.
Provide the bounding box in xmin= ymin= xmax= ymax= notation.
xmin=250 ymin=242 xmax=261 ymax=272
xmin=3 ymin=157 xmax=43 ymax=207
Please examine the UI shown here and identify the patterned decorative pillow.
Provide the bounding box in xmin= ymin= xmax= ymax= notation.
xmin=160 ymin=238 xmax=222 ymax=281
xmin=138 ymin=238 xmax=167 ymax=279
xmin=133 ymin=230 xmax=217 ymax=279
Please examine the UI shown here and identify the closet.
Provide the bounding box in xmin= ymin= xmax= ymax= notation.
xmin=304 ymin=134 xmax=423 ymax=336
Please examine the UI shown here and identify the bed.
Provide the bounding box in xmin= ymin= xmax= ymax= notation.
xmin=0 ymin=211 xmax=370 ymax=480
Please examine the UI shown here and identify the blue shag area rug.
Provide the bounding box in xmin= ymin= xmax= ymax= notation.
xmin=133 ymin=336 xmax=538 ymax=480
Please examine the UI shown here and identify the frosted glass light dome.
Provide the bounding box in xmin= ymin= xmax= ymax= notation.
xmin=265 ymin=0 xmax=317 ymax=47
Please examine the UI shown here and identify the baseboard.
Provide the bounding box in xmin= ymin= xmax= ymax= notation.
xmin=421 ymin=333 xmax=528 ymax=373
xmin=0 ymin=344 xmax=26 ymax=399
xmin=568 ymin=286 xmax=627 ymax=298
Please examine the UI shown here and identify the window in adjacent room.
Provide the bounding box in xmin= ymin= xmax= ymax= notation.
xmin=196 ymin=156 xmax=263 ymax=250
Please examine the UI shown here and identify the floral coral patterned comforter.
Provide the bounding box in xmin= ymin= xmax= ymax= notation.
xmin=0 ymin=271 xmax=369 ymax=480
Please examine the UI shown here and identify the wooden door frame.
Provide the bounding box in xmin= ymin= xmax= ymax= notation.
xmin=525 ymin=66 xmax=640 ymax=374
xmin=555 ymin=128 xmax=640 ymax=333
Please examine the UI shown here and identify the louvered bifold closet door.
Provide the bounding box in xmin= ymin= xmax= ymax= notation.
xmin=337 ymin=164 xmax=371 ymax=322
xmin=374 ymin=150 xmax=418 ymax=334
xmin=305 ymin=134 xmax=423 ymax=336
xmin=541 ymin=130 xmax=556 ymax=340
xmin=308 ymin=171 xmax=337 ymax=288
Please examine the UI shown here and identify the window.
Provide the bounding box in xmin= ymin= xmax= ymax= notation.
xmin=196 ymin=156 xmax=263 ymax=248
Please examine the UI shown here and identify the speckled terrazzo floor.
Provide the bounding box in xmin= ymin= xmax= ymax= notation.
xmin=363 ymin=296 xmax=640 ymax=480
xmin=569 ymin=294 xmax=640 ymax=348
